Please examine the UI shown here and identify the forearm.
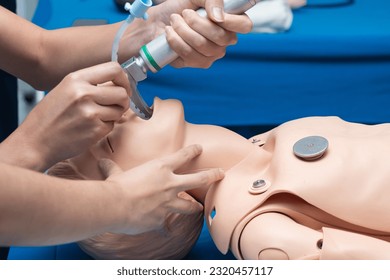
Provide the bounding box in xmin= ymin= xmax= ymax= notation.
xmin=36 ymin=1 xmax=192 ymax=89
xmin=1 ymin=0 xmax=234 ymax=90
xmin=0 ymin=162 xmax=123 ymax=246
xmin=0 ymin=128 xmax=49 ymax=172
xmin=0 ymin=6 xmax=157 ymax=90
xmin=34 ymin=19 xmax=154 ymax=89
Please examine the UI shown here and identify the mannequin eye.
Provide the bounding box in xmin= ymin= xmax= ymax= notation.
xmin=107 ymin=137 xmax=114 ymax=153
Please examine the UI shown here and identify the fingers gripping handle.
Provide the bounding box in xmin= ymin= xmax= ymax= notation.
xmin=140 ymin=0 xmax=260 ymax=73
xmin=122 ymin=0 xmax=259 ymax=120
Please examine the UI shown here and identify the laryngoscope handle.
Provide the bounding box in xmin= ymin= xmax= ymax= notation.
xmin=139 ymin=0 xmax=259 ymax=73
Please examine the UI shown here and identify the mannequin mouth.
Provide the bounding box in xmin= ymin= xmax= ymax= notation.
xmin=107 ymin=137 xmax=114 ymax=153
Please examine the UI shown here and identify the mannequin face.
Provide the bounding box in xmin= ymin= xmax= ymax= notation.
xmin=87 ymin=97 xmax=255 ymax=169
xmin=91 ymin=98 xmax=187 ymax=170
xmin=49 ymin=97 xmax=259 ymax=259
xmin=75 ymin=97 xmax=256 ymax=200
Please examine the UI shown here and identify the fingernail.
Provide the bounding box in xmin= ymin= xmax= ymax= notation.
xmin=212 ymin=7 xmax=224 ymax=22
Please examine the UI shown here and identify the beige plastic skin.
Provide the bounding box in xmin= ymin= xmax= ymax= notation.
xmin=48 ymin=98 xmax=390 ymax=259
xmin=48 ymin=97 xmax=254 ymax=259
xmin=205 ymin=116 xmax=390 ymax=259
xmin=239 ymin=213 xmax=322 ymax=260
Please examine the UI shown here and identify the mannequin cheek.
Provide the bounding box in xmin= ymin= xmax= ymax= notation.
xmin=110 ymin=140 xmax=178 ymax=171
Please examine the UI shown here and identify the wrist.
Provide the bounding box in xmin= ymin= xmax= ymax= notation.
xmin=118 ymin=2 xmax=181 ymax=63
xmin=0 ymin=128 xmax=50 ymax=171
xmin=99 ymin=180 xmax=128 ymax=234
xmin=117 ymin=15 xmax=159 ymax=63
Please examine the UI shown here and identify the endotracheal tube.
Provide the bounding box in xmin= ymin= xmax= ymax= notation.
xmin=111 ymin=0 xmax=152 ymax=62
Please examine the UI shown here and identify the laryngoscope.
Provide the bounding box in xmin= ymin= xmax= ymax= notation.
xmin=116 ymin=0 xmax=261 ymax=119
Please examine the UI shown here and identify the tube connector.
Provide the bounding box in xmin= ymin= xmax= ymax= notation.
xmin=124 ymin=0 xmax=152 ymax=20
xmin=122 ymin=56 xmax=148 ymax=82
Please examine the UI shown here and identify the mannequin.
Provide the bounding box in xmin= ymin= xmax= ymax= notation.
xmin=48 ymin=97 xmax=251 ymax=259
xmin=48 ymin=98 xmax=390 ymax=260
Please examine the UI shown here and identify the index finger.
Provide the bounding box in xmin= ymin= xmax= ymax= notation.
xmin=174 ymin=168 xmax=225 ymax=193
xmin=163 ymin=144 xmax=203 ymax=170
xmin=77 ymin=62 xmax=132 ymax=96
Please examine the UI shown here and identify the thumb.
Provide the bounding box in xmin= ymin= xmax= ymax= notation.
xmin=191 ymin=0 xmax=225 ymax=22
xmin=98 ymin=158 xmax=123 ymax=178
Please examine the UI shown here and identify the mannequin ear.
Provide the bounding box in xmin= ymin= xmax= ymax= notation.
xmin=98 ymin=158 xmax=123 ymax=179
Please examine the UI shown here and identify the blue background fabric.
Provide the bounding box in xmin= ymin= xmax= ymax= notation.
xmin=8 ymin=0 xmax=390 ymax=259
xmin=30 ymin=0 xmax=390 ymax=126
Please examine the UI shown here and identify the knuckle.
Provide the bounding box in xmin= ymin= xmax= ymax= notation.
xmin=198 ymin=172 xmax=210 ymax=186
xmin=181 ymin=146 xmax=196 ymax=159
xmin=105 ymin=61 xmax=121 ymax=74
xmin=102 ymin=122 xmax=115 ymax=135
xmin=216 ymin=48 xmax=226 ymax=59
xmin=216 ymin=32 xmax=237 ymax=46
xmin=170 ymin=42 xmax=192 ymax=60
xmin=108 ymin=60 xmax=120 ymax=69
xmin=120 ymin=88 xmax=130 ymax=103
xmin=115 ymin=89 xmax=130 ymax=110
xmin=65 ymin=71 xmax=81 ymax=82
xmin=88 ymin=121 xmax=111 ymax=140
xmin=80 ymin=106 xmax=99 ymax=122
xmin=72 ymin=88 xmax=91 ymax=102
xmin=194 ymin=58 xmax=213 ymax=69
xmin=82 ymin=108 xmax=97 ymax=120
xmin=213 ymin=30 xmax=227 ymax=45
xmin=243 ymin=20 xmax=254 ymax=34
xmin=65 ymin=82 xmax=92 ymax=103
xmin=154 ymin=158 xmax=169 ymax=170
xmin=210 ymin=168 xmax=222 ymax=181
xmin=230 ymin=34 xmax=238 ymax=45
xmin=192 ymin=37 xmax=206 ymax=50
xmin=170 ymin=13 xmax=183 ymax=31
xmin=182 ymin=9 xmax=197 ymax=26
xmin=180 ymin=48 xmax=193 ymax=61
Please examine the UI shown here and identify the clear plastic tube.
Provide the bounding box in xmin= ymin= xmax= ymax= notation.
xmin=110 ymin=0 xmax=152 ymax=62
xmin=111 ymin=15 xmax=135 ymax=62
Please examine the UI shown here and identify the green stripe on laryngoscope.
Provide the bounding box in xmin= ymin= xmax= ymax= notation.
xmin=141 ymin=45 xmax=161 ymax=71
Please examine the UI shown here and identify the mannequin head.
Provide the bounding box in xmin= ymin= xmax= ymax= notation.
xmin=63 ymin=97 xmax=255 ymax=201
xmin=48 ymin=97 xmax=256 ymax=259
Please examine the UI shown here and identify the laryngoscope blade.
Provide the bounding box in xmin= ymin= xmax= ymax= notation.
xmin=126 ymin=73 xmax=153 ymax=120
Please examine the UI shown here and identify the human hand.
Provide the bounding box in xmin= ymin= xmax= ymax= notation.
xmin=168 ymin=0 xmax=254 ymax=68
xmin=99 ymin=144 xmax=225 ymax=235
xmin=145 ymin=0 xmax=253 ymax=69
xmin=0 ymin=62 xmax=131 ymax=171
